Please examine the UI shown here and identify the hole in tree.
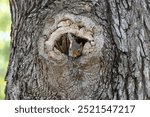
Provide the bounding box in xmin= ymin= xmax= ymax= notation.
xmin=54 ymin=33 xmax=88 ymax=56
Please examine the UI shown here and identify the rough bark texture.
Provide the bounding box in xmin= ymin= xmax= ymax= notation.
xmin=5 ymin=0 xmax=150 ymax=100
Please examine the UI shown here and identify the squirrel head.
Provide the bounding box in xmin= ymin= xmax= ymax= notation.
xmin=70 ymin=42 xmax=83 ymax=58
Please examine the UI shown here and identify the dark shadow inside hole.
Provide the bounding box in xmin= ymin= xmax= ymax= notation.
xmin=71 ymin=33 xmax=88 ymax=46
xmin=54 ymin=33 xmax=70 ymax=55
xmin=54 ymin=33 xmax=88 ymax=56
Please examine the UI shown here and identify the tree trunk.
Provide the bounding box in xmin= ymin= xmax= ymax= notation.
xmin=5 ymin=0 xmax=150 ymax=100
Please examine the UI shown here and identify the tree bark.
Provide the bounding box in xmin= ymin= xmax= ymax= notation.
xmin=5 ymin=0 xmax=150 ymax=100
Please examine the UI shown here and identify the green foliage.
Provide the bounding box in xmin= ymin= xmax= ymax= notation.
xmin=0 ymin=0 xmax=10 ymax=31
xmin=0 ymin=0 xmax=11 ymax=99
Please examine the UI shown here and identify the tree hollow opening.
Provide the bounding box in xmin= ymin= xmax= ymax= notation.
xmin=54 ymin=33 xmax=88 ymax=57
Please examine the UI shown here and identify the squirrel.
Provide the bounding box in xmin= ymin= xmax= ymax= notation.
xmin=67 ymin=33 xmax=83 ymax=58
xmin=54 ymin=33 xmax=83 ymax=58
